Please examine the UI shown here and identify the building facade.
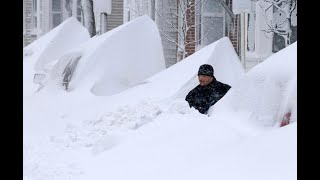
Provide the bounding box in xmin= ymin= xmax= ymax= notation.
xmin=233 ymin=0 xmax=297 ymax=69
xmin=125 ymin=0 xmax=297 ymax=69
xmin=23 ymin=0 xmax=70 ymax=47
xmin=124 ymin=0 xmax=241 ymax=68
xmin=124 ymin=0 xmax=178 ymax=67
xmin=23 ymin=0 xmax=123 ymax=47
xmin=24 ymin=0 xmax=297 ymax=70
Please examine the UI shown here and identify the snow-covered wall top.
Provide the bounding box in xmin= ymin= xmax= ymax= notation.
xmin=48 ymin=15 xmax=166 ymax=96
xmin=209 ymin=42 xmax=297 ymax=128
xmin=23 ymin=17 xmax=90 ymax=71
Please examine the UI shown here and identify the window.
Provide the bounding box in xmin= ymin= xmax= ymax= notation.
xmin=62 ymin=55 xmax=81 ymax=90
xmin=196 ymin=0 xmax=225 ymax=46
xmin=52 ymin=0 xmax=62 ymax=28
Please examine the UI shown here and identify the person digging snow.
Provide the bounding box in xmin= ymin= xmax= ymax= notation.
xmin=185 ymin=64 xmax=231 ymax=114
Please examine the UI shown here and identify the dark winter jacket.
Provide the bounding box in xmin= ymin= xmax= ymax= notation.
xmin=185 ymin=77 xmax=231 ymax=114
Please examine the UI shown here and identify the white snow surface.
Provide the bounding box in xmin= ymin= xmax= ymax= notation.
xmin=42 ymin=15 xmax=166 ymax=96
xmin=23 ymin=15 xmax=297 ymax=180
xmin=209 ymin=42 xmax=297 ymax=130
xmin=23 ymin=17 xmax=90 ymax=95
xmin=24 ymin=17 xmax=90 ymax=71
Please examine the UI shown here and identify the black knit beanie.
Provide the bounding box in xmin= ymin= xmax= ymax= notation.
xmin=198 ymin=64 xmax=214 ymax=77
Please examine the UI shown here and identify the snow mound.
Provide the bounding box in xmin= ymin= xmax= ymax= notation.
xmin=23 ymin=17 xmax=90 ymax=96
xmin=38 ymin=100 xmax=163 ymax=149
xmin=213 ymin=122 xmax=296 ymax=180
xmin=23 ymin=17 xmax=90 ymax=71
xmin=209 ymin=42 xmax=297 ymax=128
xmin=113 ymin=37 xmax=245 ymax=102
xmin=23 ymin=35 xmax=297 ymax=180
xmin=44 ymin=15 xmax=166 ymax=96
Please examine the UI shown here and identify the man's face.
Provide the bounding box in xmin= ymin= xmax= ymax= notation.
xmin=198 ymin=75 xmax=213 ymax=86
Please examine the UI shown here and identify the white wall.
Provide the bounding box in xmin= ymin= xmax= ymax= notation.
xmin=254 ymin=1 xmax=273 ymax=59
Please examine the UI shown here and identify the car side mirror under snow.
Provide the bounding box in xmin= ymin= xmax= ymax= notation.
xmin=33 ymin=73 xmax=46 ymax=84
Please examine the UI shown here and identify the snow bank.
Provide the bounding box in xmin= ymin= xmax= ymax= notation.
xmin=23 ymin=17 xmax=90 ymax=96
xmin=45 ymin=15 xmax=166 ymax=96
xmin=209 ymin=42 xmax=297 ymax=128
xmin=112 ymin=37 xmax=245 ymax=102
xmin=23 ymin=36 xmax=296 ymax=180
xmin=23 ymin=36 xmax=242 ymax=138
xmin=80 ymin=108 xmax=296 ymax=180
xmin=23 ymin=17 xmax=90 ymax=71
xmin=212 ymin=122 xmax=296 ymax=180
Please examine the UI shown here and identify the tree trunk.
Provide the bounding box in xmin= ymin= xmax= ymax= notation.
xmin=81 ymin=0 xmax=96 ymax=37
xmin=65 ymin=0 xmax=73 ymax=17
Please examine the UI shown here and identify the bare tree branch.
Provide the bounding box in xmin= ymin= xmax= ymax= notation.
xmin=259 ymin=0 xmax=296 ymax=46
xmin=186 ymin=24 xmax=216 ymax=46
xmin=158 ymin=28 xmax=184 ymax=52
xmin=125 ymin=6 xmax=143 ymax=16
xmin=289 ymin=0 xmax=297 ymax=17
xmin=128 ymin=0 xmax=223 ymax=61
xmin=154 ymin=8 xmax=184 ymax=41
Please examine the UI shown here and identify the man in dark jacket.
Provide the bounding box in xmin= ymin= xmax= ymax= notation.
xmin=185 ymin=64 xmax=231 ymax=114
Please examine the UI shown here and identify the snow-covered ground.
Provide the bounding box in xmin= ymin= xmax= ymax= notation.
xmin=23 ymin=16 xmax=297 ymax=180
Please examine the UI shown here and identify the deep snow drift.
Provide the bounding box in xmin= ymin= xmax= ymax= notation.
xmin=23 ymin=17 xmax=90 ymax=95
xmin=23 ymin=15 xmax=296 ymax=180
xmin=209 ymin=42 xmax=297 ymax=130
xmin=108 ymin=36 xmax=245 ymax=103
xmin=43 ymin=15 xmax=166 ymax=96
xmin=23 ymin=17 xmax=90 ymax=71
